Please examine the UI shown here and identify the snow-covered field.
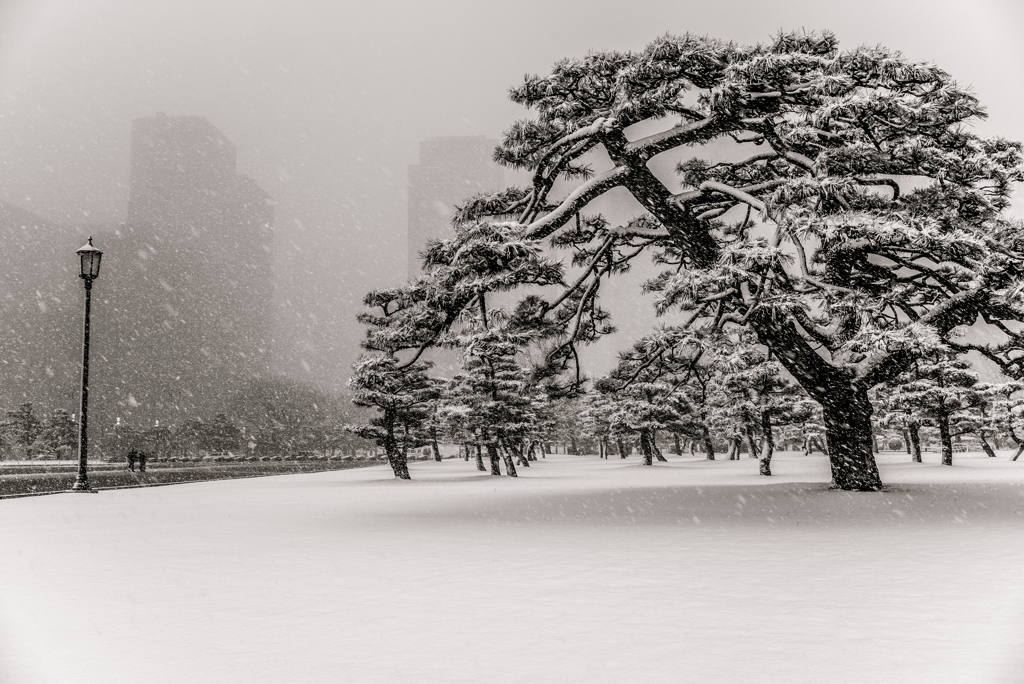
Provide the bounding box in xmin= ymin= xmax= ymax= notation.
xmin=1 ymin=450 xmax=1022 ymax=684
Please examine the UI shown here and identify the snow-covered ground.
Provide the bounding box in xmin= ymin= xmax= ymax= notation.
xmin=1 ymin=450 xmax=1022 ymax=684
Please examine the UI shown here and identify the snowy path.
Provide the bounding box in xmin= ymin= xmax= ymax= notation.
xmin=1 ymin=451 xmax=1022 ymax=683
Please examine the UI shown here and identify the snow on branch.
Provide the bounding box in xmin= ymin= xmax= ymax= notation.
xmin=525 ymin=166 xmax=631 ymax=240
xmin=698 ymin=181 xmax=766 ymax=212
xmin=625 ymin=115 xmax=718 ymax=159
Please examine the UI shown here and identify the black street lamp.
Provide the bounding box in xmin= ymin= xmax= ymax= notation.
xmin=70 ymin=237 xmax=102 ymax=493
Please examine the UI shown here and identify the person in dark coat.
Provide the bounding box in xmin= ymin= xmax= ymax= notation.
xmin=138 ymin=450 xmax=148 ymax=473
xmin=126 ymin=449 xmax=137 ymax=471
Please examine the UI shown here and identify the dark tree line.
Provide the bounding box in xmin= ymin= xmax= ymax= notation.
xmin=1 ymin=377 xmax=373 ymax=462
xmin=0 ymin=403 xmax=76 ymax=458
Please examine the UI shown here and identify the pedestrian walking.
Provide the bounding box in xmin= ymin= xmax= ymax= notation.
xmin=138 ymin=450 xmax=148 ymax=473
xmin=126 ymin=448 xmax=137 ymax=471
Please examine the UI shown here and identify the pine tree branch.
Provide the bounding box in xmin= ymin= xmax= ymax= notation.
xmin=698 ymin=181 xmax=766 ymax=212
xmin=854 ymin=176 xmax=901 ymax=200
xmin=625 ymin=115 xmax=719 ymax=159
xmin=521 ymin=138 xmax=600 ymax=223
xmin=546 ymin=234 xmax=617 ymax=312
xmin=525 ymin=166 xmax=631 ymax=240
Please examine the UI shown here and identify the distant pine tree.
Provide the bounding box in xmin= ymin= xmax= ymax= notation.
xmin=5 ymin=403 xmax=41 ymax=453
xmin=888 ymin=354 xmax=988 ymax=466
xmin=36 ymin=408 xmax=77 ymax=456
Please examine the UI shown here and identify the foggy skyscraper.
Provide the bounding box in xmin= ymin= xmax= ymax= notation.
xmin=111 ymin=113 xmax=274 ymax=417
xmin=0 ymin=114 xmax=274 ymax=427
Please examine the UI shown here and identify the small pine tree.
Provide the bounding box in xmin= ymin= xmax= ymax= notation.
xmin=142 ymin=423 xmax=173 ymax=461
xmin=716 ymin=345 xmax=816 ymax=476
xmin=204 ymin=413 xmax=242 ymax=454
xmin=957 ymin=381 xmax=1024 ymax=459
xmin=874 ymin=386 xmax=924 ymax=462
xmin=348 ymin=354 xmax=437 ymax=479
xmin=889 ymin=354 xmax=988 ymax=466
xmin=599 ymin=377 xmax=693 ymax=466
xmin=989 ymin=391 xmax=1024 ymax=460
xmin=5 ymin=403 xmax=41 ymax=452
xmin=580 ymin=391 xmax=616 ymax=459
xmin=441 ymin=328 xmax=537 ymax=476
xmin=36 ymin=409 xmax=77 ymax=457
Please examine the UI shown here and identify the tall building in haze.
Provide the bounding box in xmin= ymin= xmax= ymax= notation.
xmin=110 ymin=113 xmax=274 ymax=419
xmin=407 ymin=136 xmax=504 ymax=278
xmin=0 ymin=114 xmax=273 ymax=429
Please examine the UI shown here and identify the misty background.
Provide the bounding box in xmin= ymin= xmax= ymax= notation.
xmin=0 ymin=0 xmax=1021 ymax=421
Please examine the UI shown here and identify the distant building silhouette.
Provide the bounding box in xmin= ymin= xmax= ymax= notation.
xmin=0 ymin=114 xmax=273 ymax=430
xmin=407 ymin=136 xmax=504 ymax=278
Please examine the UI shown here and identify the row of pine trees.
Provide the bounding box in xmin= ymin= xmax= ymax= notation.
xmin=349 ymin=309 xmax=1024 ymax=479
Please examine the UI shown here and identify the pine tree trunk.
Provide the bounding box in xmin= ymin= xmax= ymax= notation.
xmin=978 ymin=434 xmax=997 ymax=458
xmin=507 ymin=439 xmax=529 ymax=467
xmin=431 ymin=430 xmax=442 ymax=462
xmin=938 ymin=416 xmax=953 ymax=466
xmin=908 ymin=423 xmax=922 ymax=463
xmin=569 ymin=435 xmax=578 ymax=455
xmin=759 ymin=413 xmax=775 ymax=477
xmin=744 ymin=425 xmax=759 ymax=459
xmin=652 ymin=432 xmax=667 ymax=462
xmin=672 ymin=432 xmax=682 ymax=455
xmin=475 ymin=444 xmax=486 ymax=472
xmin=527 ymin=440 xmax=537 ymax=461
xmin=901 ymin=428 xmax=911 ymax=455
xmin=638 ymin=431 xmax=654 ymax=466
xmin=1012 ymin=444 xmax=1024 ymax=461
xmin=819 ymin=390 xmax=883 ymax=490
xmin=749 ymin=313 xmax=882 ymax=490
xmin=498 ymin=443 xmax=518 ymax=477
xmin=487 ymin=443 xmax=502 ymax=475
xmin=383 ymin=415 xmax=410 ymax=480
xmin=702 ymin=430 xmax=715 ymax=460
xmin=617 ymin=437 xmax=627 ymax=459
xmin=463 ymin=443 xmax=471 ymax=461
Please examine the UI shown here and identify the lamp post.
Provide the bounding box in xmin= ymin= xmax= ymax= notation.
xmin=70 ymin=237 xmax=102 ymax=493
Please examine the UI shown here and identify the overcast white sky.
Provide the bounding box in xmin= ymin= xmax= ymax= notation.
xmin=1 ymin=0 xmax=1021 ymax=387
